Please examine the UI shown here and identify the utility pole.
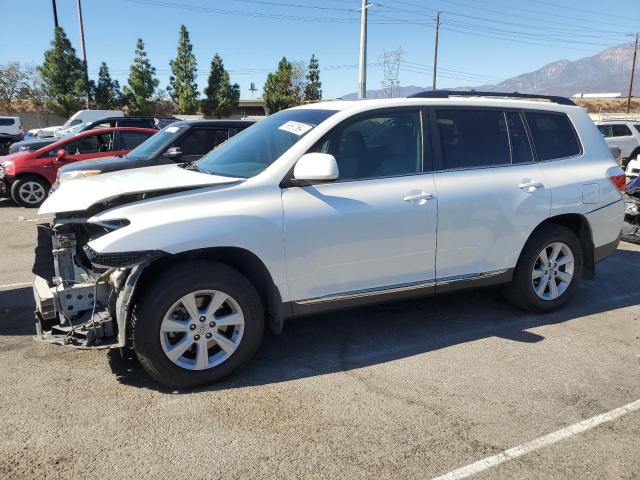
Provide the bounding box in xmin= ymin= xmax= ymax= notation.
xmin=627 ymin=32 xmax=638 ymax=114
xmin=358 ymin=0 xmax=371 ymax=99
xmin=76 ymin=0 xmax=90 ymax=108
xmin=51 ymin=0 xmax=59 ymax=28
xmin=432 ymin=11 xmax=441 ymax=91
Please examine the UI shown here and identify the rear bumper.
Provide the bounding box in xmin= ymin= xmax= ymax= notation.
xmin=594 ymin=235 xmax=620 ymax=263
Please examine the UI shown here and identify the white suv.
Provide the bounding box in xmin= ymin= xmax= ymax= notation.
xmin=34 ymin=92 xmax=625 ymax=388
xmin=0 ymin=116 xmax=22 ymax=154
xmin=596 ymin=120 xmax=640 ymax=172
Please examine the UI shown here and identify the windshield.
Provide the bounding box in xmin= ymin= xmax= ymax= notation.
xmin=55 ymin=122 xmax=86 ymax=138
xmin=127 ymin=125 xmax=185 ymax=159
xmin=194 ymin=109 xmax=337 ymax=178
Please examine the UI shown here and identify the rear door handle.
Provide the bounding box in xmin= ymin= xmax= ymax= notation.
xmin=403 ymin=191 xmax=435 ymax=204
xmin=518 ymin=180 xmax=544 ymax=192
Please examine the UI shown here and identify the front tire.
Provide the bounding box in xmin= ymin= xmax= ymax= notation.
xmin=505 ymin=224 xmax=583 ymax=313
xmin=11 ymin=175 xmax=50 ymax=207
xmin=132 ymin=261 xmax=264 ymax=388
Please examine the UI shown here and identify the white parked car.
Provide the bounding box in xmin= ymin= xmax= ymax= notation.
xmin=0 ymin=116 xmax=22 ymax=155
xmin=28 ymin=109 xmax=123 ymax=138
xmin=34 ymin=91 xmax=625 ymax=388
xmin=595 ymin=120 xmax=640 ymax=170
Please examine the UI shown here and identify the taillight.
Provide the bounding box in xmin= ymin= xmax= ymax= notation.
xmin=607 ymin=166 xmax=626 ymax=192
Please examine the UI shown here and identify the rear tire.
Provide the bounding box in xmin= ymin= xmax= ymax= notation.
xmin=11 ymin=175 xmax=50 ymax=208
xmin=132 ymin=261 xmax=264 ymax=389
xmin=505 ymin=224 xmax=583 ymax=313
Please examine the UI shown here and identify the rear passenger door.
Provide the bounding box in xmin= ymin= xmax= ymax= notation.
xmin=432 ymin=108 xmax=551 ymax=282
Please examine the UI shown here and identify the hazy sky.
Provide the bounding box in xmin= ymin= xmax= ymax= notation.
xmin=1 ymin=0 xmax=638 ymax=99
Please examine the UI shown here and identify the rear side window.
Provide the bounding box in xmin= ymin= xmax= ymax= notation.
xmin=524 ymin=112 xmax=581 ymax=161
xmin=0 ymin=118 xmax=15 ymax=126
xmin=118 ymin=131 xmax=153 ymax=150
xmin=506 ymin=112 xmax=534 ymax=164
xmin=436 ymin=109 xmax=510 ymax=169
xmin=597 ymin=125 xmax=611 ymax=137
xmin=612 ymin=124 xmax=632 ymax=137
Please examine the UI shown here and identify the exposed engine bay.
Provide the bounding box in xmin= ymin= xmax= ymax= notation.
xmin=33 ymin=220 xmax=121 ymax=348
xmin=622 ymin=176 xmax=640 ymax=245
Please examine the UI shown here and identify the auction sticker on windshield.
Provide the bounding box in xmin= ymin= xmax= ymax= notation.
xmin=278 ymin=121 xmax=313 ymax=136
xmin=165 ymin=126 xmax=180 ymax=134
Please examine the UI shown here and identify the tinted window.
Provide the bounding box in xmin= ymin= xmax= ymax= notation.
xmin=118 ymin=130 xmax=153 ymax=150
xmin=437 ymin=109 xmax=509 ymax=169
xmin=0 ymin=118 xmax=15 ymax=126
xmin=117 ymin=119 xmax=153 ymax=128
xmin=612 ymin=124 xmax=632 ymax=137
xmin=315 ymin=110 xmax=422 ymax=181
xmin=506 ymin=112 xmax=533 ymax=164
xmin=597 ymin=125 xmax=611 ymax=137
xmin=524 ymin=112 xmax=581 ymax=161
xmin=65 ymin=132 xmax=114 ymax=155
xmin=177 ymin=128 xmax=227 ymax=156
xmin=634 ymin=125 xmax=640 ymax=135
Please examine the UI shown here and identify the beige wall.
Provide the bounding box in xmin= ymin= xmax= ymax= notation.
xmin=0 ymin=111 xmax=66 ymax=131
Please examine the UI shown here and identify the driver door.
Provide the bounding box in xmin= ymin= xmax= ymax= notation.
xmin=54 ymin=131 xmax=115 ymax=175
xmin=282 ymin=108 xmax=438 ymax=307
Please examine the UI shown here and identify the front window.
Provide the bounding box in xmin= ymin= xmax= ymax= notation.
xmin=193 ymin=109 xmax=337 ymax=178
xmin=127 ymin=125 xmax=186 ymax=159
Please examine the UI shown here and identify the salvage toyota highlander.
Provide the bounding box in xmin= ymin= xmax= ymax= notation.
xmin=33 ymin=91 xmax=625 ymax=388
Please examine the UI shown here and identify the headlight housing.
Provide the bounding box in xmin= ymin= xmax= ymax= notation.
xmin=83 ymin=245 xmax=163 ymax=268
xmin=58 ymin=169 xmax=102 ymax=183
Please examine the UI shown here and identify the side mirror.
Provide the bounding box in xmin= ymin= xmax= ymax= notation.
xmin=55 ymin=149 xmax=67 ymax=161
xmin=293 ymin=153 xmax=339 ymax=183
xmin=165 ymin=146 xmax=183 ymax=160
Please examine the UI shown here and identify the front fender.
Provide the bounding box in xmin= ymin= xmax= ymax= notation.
xmin=87 ymin=184 xmax=290 ymax=302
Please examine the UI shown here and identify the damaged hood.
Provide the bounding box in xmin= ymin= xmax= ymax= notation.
xmin=39 ymin=163 xmax=241 ymax=214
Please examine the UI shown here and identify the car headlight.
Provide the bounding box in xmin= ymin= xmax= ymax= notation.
xmin=58 ymin=169 xmax=102 ymax=183
xmin=0 ymin=166 xmax=4 ymax=178
xmin=0 ymin=160 xmax=13 ymax=169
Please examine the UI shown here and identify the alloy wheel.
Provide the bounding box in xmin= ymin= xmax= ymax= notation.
xmin=531 ymin=241 xmax=575 ymax=301
xmin=18 ymin=181 xmax=46 ymax=205
xmin=159 ymin=289 xmax=245 ymax=370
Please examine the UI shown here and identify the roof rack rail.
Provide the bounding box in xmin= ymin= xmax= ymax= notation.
xmin=407 ymin=90 xmax=576 ymax=106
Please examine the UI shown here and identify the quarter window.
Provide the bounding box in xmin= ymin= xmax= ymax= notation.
xmin=436 ymin=109 xmax=510 ymax=169
xmin=524 ymin=112 xmax=581 ymax=161
xmin=597 ymin=125 xmax=612 ymax=137
xmin=316 ymin=110 xmax=423 ymax=181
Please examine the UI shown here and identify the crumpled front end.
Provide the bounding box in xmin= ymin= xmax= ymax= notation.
xmin=32 ymin=218 xmax=153 ymax=349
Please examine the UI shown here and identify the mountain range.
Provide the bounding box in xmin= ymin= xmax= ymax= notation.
xmin=342 ymin=43 xmax=637 ymax=99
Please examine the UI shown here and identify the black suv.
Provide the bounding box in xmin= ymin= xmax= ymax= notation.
xmin=8 ymin=116 xmax=177 ymax=154
xmin=54 ymin=119 xmax=255 ymax=185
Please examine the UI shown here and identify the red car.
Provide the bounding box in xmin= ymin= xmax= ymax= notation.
xmin=0 ymin=127 xmax=156 ymax=207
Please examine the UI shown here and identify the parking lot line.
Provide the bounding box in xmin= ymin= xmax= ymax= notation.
xmin=430 ymin=398 xmax=640 ymax=480
xmin=0 ymin=281 xmax=31 ymax=290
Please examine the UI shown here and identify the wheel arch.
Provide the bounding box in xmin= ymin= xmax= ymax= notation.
xmin=12 ymin=172 xmax=51 ymax=187
xmin=524 ymin=214 xmax=594 ymax=279
xmin=128 ymin=246 xmax=287 ymax=340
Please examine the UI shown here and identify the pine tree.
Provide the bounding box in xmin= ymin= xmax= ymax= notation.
xmin=168 ymin=25 xmax=199 ymax=114
xmin=38 ymin=27 xmax=86 ymax=118
xmin=263 ymin=57 xmax=295 ymax=113
xmin=202 ymin=54 xmax=240 ymax=118
xmin=304 ymin=54 xmax=322 ymax=102
xmin=123 ymin=38 xmax=159 ymax=114
xmin=94 ymin=62 xmax=122 ymax=109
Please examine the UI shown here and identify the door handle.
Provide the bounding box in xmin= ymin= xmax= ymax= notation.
xmin=518 ymin=180 xmax=544 ymax=192
xmin=403 ymin=191 xmax=435 ymax=204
